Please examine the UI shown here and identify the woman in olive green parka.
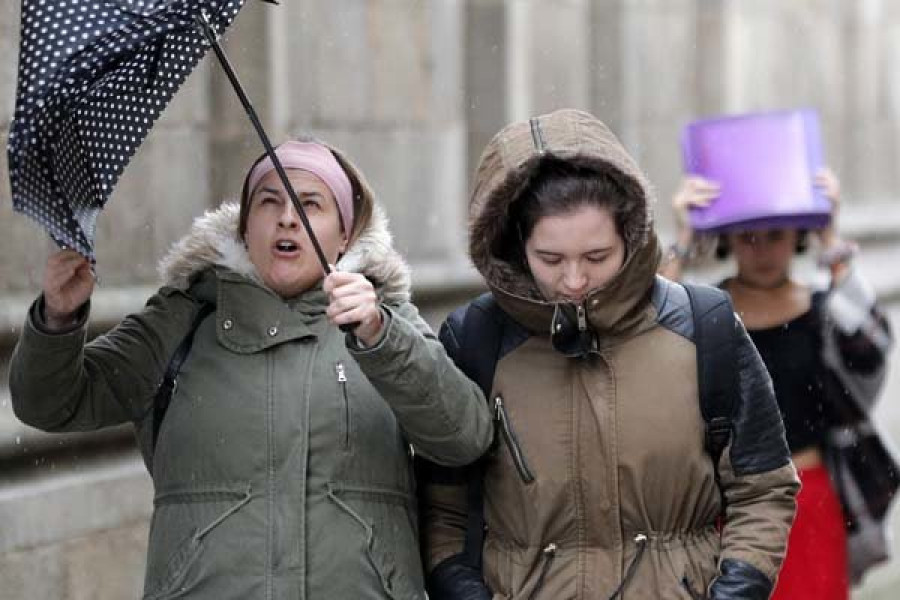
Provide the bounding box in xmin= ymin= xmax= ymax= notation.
xmin=10 ymin=139 xmax=493 ymax=600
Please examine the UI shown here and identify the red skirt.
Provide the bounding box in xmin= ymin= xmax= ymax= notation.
xmin=771 ymin=464 xmax=848 ymax=600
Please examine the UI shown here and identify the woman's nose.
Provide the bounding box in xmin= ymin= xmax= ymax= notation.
xmin=563 ymin=264 xmax=587 ymax=291
xmin=278 ymin=201 xmax=299 ymax=228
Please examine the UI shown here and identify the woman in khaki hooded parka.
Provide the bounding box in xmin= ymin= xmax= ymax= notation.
xmin=421 ymin=110 xmax=799 ymax=599
xmin=10 ymin=139 xmax=493 ymax=599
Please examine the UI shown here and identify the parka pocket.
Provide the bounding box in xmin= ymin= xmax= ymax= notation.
xmin=143 ymin=485 xmax=253 ymax=600
xmin=494 ymin=396 xmax=535 ymax=484
xmin=326 ymin=484 xmax=424 ymax=599
xmin=483 ymin=537 xmax=514 ymax=598
xmin=656 ymin=527 xmax=719 ymax=600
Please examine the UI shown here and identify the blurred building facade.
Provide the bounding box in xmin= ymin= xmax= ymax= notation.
xmin=2 ymin=1 xmax=900 ymax=597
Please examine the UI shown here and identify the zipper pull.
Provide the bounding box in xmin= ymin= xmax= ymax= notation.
xmin=543 ymin=542 xmax=557 ymax=555
xmin=576 ymin=304 xmax=587 ymax=331
xmin=335 ymin=362 xmax=347 ymax=383
xmin=494 ymin=396 xmax=503 ymax=421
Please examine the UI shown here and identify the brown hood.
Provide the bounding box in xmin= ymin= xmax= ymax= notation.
xmin=469 ymin=108 xmax=662 ymax=342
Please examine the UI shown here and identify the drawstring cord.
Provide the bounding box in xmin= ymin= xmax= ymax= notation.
xmin=527 ymin=543 xmax=558 ymax=600
xmin=607 ymin=533 xmax=648 ymax=600
xmin=681 ymin=576 xmax=705 ymax=600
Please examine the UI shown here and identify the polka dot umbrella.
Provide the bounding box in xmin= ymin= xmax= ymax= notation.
xmin=7 ymin=0 xmax=274 ymax=261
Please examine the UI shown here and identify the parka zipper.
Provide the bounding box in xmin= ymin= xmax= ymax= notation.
xmin=527 ymin=543 xmax=557 ymax=600
xmin=265 ymin=353 xmax=275 ymax=599
xmin=336 ymin=362 xmax=350 ymax=449
xmin=494 ymin=396 xmax=535 ymax=484
xmin=576 ymin=304 xmax=587 ymax=331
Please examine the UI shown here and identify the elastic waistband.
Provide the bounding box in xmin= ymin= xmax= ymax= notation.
xmin=621 ymin=525 xmax=719 ymax=549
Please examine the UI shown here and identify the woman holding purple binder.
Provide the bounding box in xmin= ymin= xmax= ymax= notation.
xmin=661 ymin=165 xmax=894 ymax=599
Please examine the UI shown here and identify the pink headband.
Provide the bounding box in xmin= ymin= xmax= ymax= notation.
xmin=247 ymin=141 xmax=354 ymax=234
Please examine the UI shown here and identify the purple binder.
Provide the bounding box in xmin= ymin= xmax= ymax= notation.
xmin=681 ymin=109 xmax=831 ymax=232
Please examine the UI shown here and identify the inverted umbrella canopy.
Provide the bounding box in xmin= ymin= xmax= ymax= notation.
xmin=7 ymin=0 xmax=249 ymax=260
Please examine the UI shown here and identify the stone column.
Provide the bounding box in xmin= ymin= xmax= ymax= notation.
xmin=207 ymin=3 xmax=285 ymax=207
xmin=266 ymin=0 xmax=471 ymax=284
xmin=507 ymin=0 xmax=593 ymax=120
xmin=465 ymin=0 xmax=509 ymax=185
xmin=717 ymin=0 xmax=847 ymax=183
xmin=841 ymin=0 xmax=900 ymax=203
xmin=590 ymin=0 xmax=701 ymax=235
xmin=464 ymin=0 xmax=592 ymax=197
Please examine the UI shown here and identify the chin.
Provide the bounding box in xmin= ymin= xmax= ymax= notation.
xmin=266 ymin=273 xmax=315 ymax=298
xmin=748 ymin=273 xmax=786 ymax=289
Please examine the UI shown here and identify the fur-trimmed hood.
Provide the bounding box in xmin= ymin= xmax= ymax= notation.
xmin=158 ymin=200 xmax=411 ymax=305
xmin=469 ymin=108 xmax=661 ymax=338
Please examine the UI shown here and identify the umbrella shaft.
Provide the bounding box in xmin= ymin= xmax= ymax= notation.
xmin=197 ymin=14 xmax=332 ymax=276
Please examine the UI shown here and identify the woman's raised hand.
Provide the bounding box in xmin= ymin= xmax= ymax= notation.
xmin=324 ymin=269 xmax=385 ymax=347
xmin=812 ymin=168 xmax=855 ymax=281
xmin=814 ymin=167 xmax=841 ymax=207
xmin=672 ymin=175 xmax=720 ymax=235
xmin=42 ymin=249 xmax=95 ymax=330
xmin=659 ymin=176 xmax=720 ymax=280
xmin=814 ymin=167 xmax=842 ymax=244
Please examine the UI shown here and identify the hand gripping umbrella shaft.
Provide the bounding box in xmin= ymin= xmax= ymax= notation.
xmin=197 ymin=13 xmax=359 ymax=333
xmin=196 ymin=13 xmax=332 ymax=276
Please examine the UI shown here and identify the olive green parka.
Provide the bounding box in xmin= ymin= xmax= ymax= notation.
xmin=10 ymin=147 xmax=492 ymax=600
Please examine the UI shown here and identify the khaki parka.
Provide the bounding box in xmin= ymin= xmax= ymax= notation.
xmin=422 ymin=109 xmax=799 ymax=599
xmin=10 ymin=146 xmax=493 ymax=600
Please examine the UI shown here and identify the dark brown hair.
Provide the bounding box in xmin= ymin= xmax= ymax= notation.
xmin=496 ymin=157 xmax=645 ymax=269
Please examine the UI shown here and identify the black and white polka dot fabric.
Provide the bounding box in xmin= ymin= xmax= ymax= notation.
xmin=7 ymin=0 xmax=247 ymax=261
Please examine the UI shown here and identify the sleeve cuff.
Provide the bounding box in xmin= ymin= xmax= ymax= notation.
xmin=827 ymin=268 xmax=876 ymax=334
xmin=31 ymin=295 xmax=90 ymax=335
xmin=346 ymin=306 xmax=393 ymax=352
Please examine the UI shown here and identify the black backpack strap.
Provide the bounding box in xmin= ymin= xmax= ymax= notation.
xmin=684 ymin=284 xmax=739 ymax=467
xmin=456 ymin=293 xmax=509 ymax=394
xmin=455 ymin=294 xmax=506 ymax=568
xmin=428 ymin=292 xmax=529 ymax=572
xmin=151 ymin=302 xmax=215 ymax=453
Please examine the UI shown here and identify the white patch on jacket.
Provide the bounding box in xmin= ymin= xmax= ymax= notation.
xmin=158 ymin=202 xmax=411 ymax=304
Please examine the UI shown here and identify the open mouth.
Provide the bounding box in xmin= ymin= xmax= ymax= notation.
xmin=274 ymin=239 xmax=300 ymax=255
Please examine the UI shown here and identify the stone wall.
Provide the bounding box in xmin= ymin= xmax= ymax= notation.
xmin=2 ymin=1 xmax=900 ymax=598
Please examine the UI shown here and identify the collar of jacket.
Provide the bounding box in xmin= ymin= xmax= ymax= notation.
xmin=157 ymin=200 xmax=412 ymax=305
xmin=185 ymin=267 xmax=328 ymax=353
xmin=467 ymin=109 xmax=663 ymax=350
xmin=490 ymin=233 xmax=662 ymax=348
xmin=217 ymin=268 xmax=330 ymax=353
